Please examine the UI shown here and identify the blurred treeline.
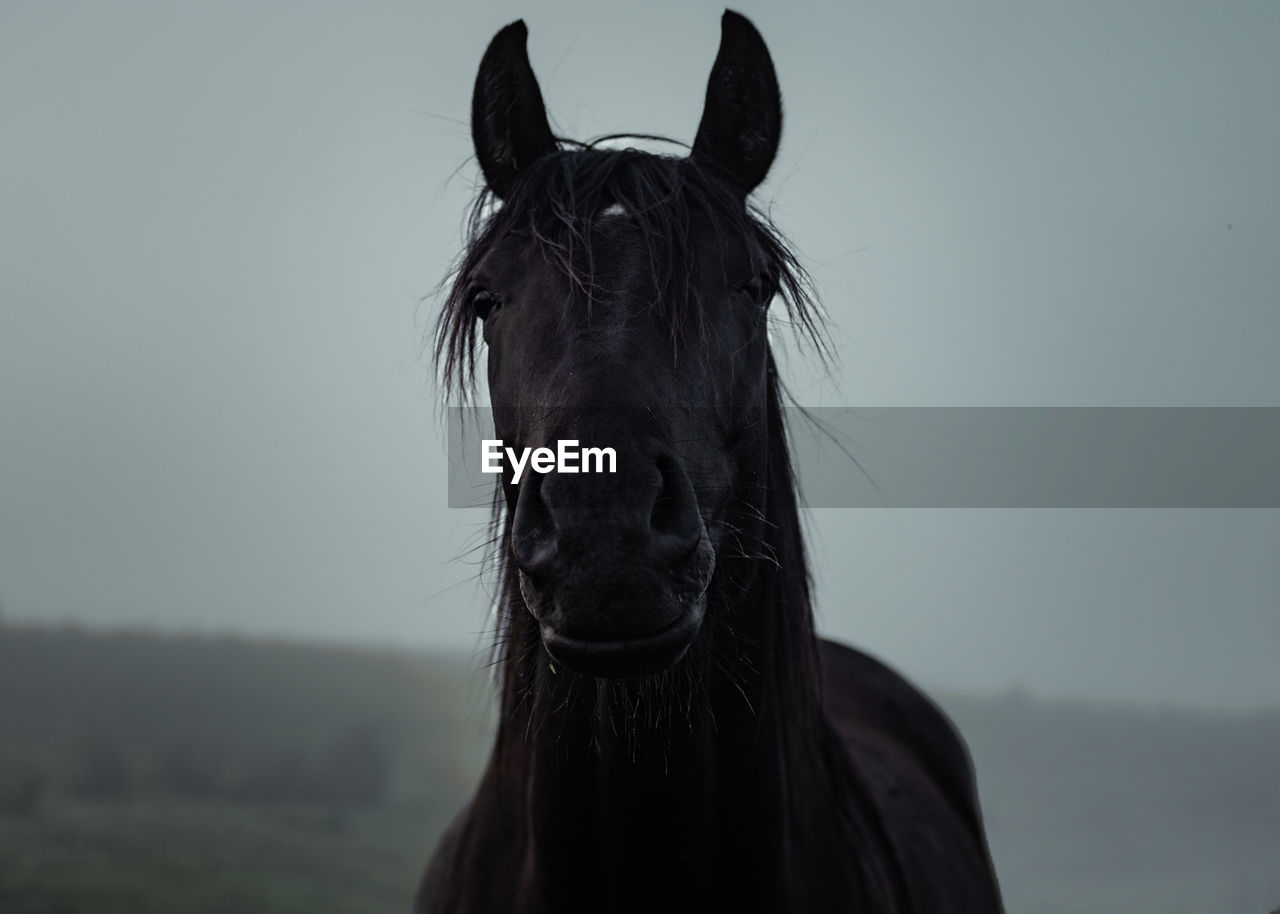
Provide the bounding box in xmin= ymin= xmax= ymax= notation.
xmin=0 ymin=625 xmax=490 ymax=914
xmin=1 ymin=624 xmax=1278 ymax=914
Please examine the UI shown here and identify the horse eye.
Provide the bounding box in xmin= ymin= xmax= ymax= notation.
xmin=739 ymin=271 xmax=778 ymax=306
xmin=470 ymin=289 xmax=500 ymax=321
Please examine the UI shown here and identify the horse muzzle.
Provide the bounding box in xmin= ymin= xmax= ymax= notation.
xmin=509 ymin=450 xmax=715 ymax=677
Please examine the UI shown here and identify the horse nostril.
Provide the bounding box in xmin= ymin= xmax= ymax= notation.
xmin=511 ymin=473 xmax=557 ymax=579
xmin=513 ymin=536 xmax=557 ymax=581
xmin=650 ymin=471 xmax=678 ymax=535
xmin=650 ymin=456 xmax=702 ymax=560
xmin=512 ymin=451 xmax=702 ymax=577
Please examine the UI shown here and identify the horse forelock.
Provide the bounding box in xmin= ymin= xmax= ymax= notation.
xmin=433 ymin=141 xmax=827 ymax=404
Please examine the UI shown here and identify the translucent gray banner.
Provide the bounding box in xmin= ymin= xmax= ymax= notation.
xmin=445 ymin=408 xmax=1280 ymax=508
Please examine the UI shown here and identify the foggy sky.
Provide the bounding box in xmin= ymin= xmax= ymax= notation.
xmin=2 ymin=1 xmax=1277 ymax=709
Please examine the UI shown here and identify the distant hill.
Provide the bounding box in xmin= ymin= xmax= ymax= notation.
xmin=0 ymin=625 xmax=490 ymax=914
xmin=1 ymin=625 xmax=1277 ymax=914
xmin=939 ymin=689 xmax=1280 ymax=914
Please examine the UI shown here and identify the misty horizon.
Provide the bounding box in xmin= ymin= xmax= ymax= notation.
xmin=2 ymin=1 xmax=1277 ymax=711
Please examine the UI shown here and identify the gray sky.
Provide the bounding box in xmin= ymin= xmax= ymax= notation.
xmin=2 ymin=1 xmax=1277 ymax=709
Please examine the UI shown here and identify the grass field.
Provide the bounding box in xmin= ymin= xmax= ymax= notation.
xmin=1 ymin=624 xmax=1277 ymax=913
xmin=0 ymin=626 xmax=489 ymax=913
xmin=1 ymin=801 xmax=432 ymax=914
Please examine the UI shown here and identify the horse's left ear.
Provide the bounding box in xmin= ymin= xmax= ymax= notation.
xmin=471 ymin=20 xmax=557 ymax=200
xmin=692 ymin=11 xmax=782 ymax=195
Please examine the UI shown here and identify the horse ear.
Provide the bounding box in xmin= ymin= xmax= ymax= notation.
xmin=692 ymin=11 xmax=782 ymax=195
xmin=471 ymin=20 xmax=556 ymax=200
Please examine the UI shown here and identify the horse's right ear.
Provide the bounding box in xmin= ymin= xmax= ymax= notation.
xmin=692 ymin=11 xmax=782 ymax=196
xmin=471 ymin=20 xmax=557 ymax=200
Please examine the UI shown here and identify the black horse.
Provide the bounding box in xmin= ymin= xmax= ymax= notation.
xmin=417 ymin=12 xmax=1003 ymax=913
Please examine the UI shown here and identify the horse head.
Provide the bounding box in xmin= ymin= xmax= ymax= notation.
xmin=440 ymin=13 xmax=808 ymax=678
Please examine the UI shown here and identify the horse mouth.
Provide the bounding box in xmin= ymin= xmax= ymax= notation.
xmin=539 ymin=595 xmax=706 ymax=678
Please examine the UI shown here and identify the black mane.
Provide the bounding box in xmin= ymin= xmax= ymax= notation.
xmin=435 ymin=142 xmax=826 ymax=402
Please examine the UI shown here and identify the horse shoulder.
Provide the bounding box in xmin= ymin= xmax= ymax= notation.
xmin=817 ymin=638 xmax=989 ymax=852
xmin=819 ymin=638 xmax=1004 ymax=909
xmin=412 ymin=803 xmax=470 ymax=914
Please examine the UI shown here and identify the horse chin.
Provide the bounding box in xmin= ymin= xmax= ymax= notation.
xmin=538 ymin=593 xmax=706 ymax=678
xmin=516 ymin=529 xmax=717 ymax=678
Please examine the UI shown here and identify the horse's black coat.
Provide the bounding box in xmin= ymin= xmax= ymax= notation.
xmin=417 ymin=12 xmax=1003 ymax=913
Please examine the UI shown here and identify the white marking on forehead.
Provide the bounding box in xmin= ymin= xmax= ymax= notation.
xmin=599 ymin=202 xmax=628 ymax=217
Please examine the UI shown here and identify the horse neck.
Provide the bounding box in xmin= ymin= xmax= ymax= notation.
xmin=488 ymin=385 xmax=834 ymax=910
xmin=493 ymin=559 xmax=812 ymax=911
